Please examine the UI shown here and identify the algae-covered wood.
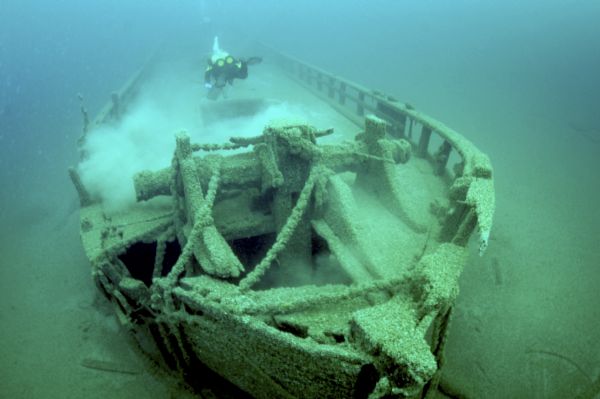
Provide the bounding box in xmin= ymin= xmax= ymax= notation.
xmin=73 ymin=49 xmax=495 ymax=398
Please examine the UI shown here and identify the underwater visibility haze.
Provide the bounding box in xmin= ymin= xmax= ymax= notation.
xmin=1 ymin=0 xmax=599 ymax=398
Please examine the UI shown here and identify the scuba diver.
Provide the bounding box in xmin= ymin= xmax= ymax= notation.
xmin=204 ymin=36 xmax=262 ymax=100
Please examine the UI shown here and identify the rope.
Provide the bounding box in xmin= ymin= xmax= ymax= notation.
xmin=165 ymin=160 xmax=221 ymax=287
xmin=239 ymin=166 xmax=321 ymax=291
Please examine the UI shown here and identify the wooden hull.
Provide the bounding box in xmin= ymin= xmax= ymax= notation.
xmin=73 ymin=47 xmax=495 ymax=398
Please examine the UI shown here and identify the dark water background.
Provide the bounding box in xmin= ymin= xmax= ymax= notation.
xmin=1 ymin=1 xmax=599 ymax=397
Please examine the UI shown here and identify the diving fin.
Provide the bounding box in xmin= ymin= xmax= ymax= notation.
xmin=207 ymin=86 xmax=223 ymax=101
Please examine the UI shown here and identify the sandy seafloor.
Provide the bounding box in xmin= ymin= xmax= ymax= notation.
xmin=1 ymin=41 xmax=600 ymax=399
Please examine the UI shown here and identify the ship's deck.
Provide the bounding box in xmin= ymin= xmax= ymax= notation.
xmin=81 ymin=54 xmax=454 ymax=283
xmin=144 ymin=56 xmax=364 ymax=144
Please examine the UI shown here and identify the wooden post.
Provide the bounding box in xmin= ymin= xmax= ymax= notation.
xmin=434 ymin=140 xmax=452 ymax=175
xmin=175 ymin=133 xmax=244 ymax=278
xmin=68 ymin=167 xmax=92 ymax=206
xmin=328 ymin=76 xmax=335 ymax=98
xmin=357 ymin=92 xmax=365 ymax=116
xmin=418 ymin=126 xmax=432 ymax=157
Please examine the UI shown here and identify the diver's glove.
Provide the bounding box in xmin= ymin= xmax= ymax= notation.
xmin=204 ymin=82 xmax=213 ymax=89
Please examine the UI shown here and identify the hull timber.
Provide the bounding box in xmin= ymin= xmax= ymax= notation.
xmin=72 ymin=48 xmax=495 ymax=398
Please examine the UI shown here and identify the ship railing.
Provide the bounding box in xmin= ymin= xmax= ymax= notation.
xmin=271 ymin=51 xmax=495 ymax=254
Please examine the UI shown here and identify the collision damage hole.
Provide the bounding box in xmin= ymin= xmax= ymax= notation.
xmin=161 ymin=239 xmax=181 ymax=277
xmin=118 ymin=242 xmax=156 ymax=287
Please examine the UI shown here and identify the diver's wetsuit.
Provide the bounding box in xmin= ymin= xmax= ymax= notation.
xmin=204 ymin=56 xmax=248 ymax=89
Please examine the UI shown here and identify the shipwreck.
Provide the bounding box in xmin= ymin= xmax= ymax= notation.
xmin=70 ymin=47 xmax=495 ymax=398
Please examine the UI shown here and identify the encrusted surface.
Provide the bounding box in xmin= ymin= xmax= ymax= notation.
xmin=79 ymin=110 xmax=493 ymax=398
